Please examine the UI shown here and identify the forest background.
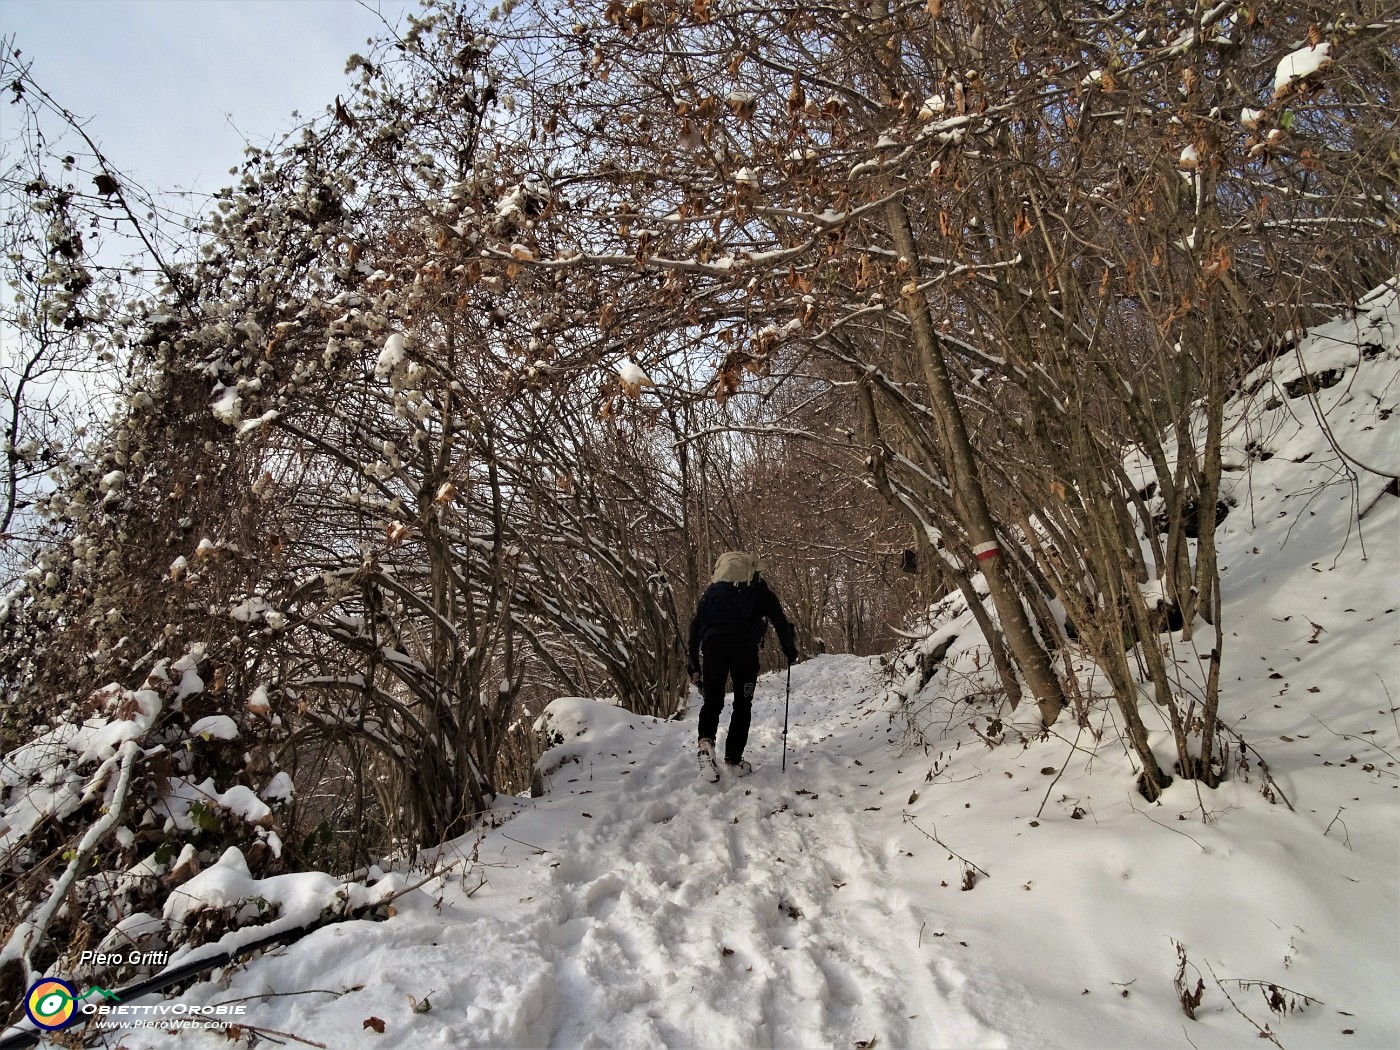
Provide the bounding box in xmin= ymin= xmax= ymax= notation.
xmin=0 ymin=0 xmax=1395 ymax=1019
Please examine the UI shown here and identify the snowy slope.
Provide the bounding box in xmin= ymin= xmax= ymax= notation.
xmin=86 ymin=658 xmax=1003 ymax=1048
xmin=93 ymin=639 xmax=1397 ymax=1050
xmin=28 ymin=288 xmax=1399 ymax=1049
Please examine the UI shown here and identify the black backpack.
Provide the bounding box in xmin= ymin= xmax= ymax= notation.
xmin=699 ymin=580 xmax=768 ymax=645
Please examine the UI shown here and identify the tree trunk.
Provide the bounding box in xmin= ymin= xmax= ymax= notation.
xmin=884 ymin=197 xmax=1065 ymax=725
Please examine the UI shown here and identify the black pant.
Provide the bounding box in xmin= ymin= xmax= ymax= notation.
xmin=698 ymin=632 xmax=760 ymax=764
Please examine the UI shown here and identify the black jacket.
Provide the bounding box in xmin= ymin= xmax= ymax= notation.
xmin=688 ymin=576 xmax=796 ymax=672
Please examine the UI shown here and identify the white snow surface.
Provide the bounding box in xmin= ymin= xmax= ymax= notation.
xmin=210 ymin=385 xmax=242 ymax=426
xmin=22 ymin=287 xmax=1400 ymax=1048
xmin=0 ymin=683 xmax=164 ymax=862
xmin=375 ymin=333 xmax=408 ymax=380
xmin=1274 ymin=42 xmax=1332 ymax=96
xmin=188 ymin=715 xmax=239 ymax=741
xmin=616 ymin=359 xmax=652 ymax=391
xmin=262 ymin=770 xmax=294 ymax=802
xmin=165 ymin=847 xmax=340 ymax=925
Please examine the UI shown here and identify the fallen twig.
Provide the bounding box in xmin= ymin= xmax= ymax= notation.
xmin=1037 ymin=723 xmax=1084 ymax=819
xmin=900 ymin=812 xmax=990 ymax=878
xmin=1129 ymin=804 xmax=1210 ymax=853
xmin=213 ymin=986 xmax=361 ymax=1008
xmin=1202 ymin=958 xmax=1288 ymax=1048
xmin=1219 ymin=723 xmax=1296 ymax=811
xmin=235 ymin=1024 xmax=328 ymax=1048
xmin=500 ymin=831 xmax=551 ymax=854
xmin=1312 ymin=714 xmax=1398 ymax=765
xmin=1323 ymin=807 xmax=1352 ymax=849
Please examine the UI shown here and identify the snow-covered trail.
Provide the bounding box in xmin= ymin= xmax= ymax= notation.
xmin=112 ymin=655 xmax=1007 ymax=1049
xmin=517 ymin=654 xmax=1004 ymax=1049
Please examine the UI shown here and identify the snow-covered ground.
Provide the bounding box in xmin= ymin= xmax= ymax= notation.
xmin=12 ymin=288 xmax=1400 ymax=1049
xmin=98 ymin=632 xmax=1398 ymax=1049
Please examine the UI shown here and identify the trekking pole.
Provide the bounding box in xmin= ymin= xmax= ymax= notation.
xmin=782 ymin=660 xmax=791 ymax=772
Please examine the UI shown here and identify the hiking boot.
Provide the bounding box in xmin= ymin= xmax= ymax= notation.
xmin=698 ymin=738 xmax=720 ymax=783
xmin=725 ymin=759 xmax=753 ymax=778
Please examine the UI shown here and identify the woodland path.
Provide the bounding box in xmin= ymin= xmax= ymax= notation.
xmin=500 ymin=655 xmax=1007 ymax=1048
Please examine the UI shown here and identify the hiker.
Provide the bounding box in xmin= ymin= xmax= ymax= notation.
xmin=687 ymin=552 xmax=798 ymax=780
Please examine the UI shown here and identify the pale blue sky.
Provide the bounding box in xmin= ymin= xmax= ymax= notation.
xmin=1 ymin=0 xmax=413 ymax=198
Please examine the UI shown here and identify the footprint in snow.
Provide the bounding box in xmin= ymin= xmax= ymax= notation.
xmin=644 ymin=799 xmax=678 ymax=824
